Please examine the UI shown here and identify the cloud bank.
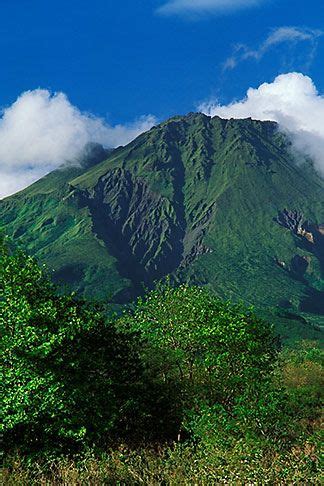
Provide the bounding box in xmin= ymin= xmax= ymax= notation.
xmin=200 ymin=72 xmax=324 ymax=175
xmin=157 ymin=0 xmax=264 ymax=16
xmin=224 ymin=27 xmax=323 ymax=71
xmin=0 ymin=89 xmax=156 ymax=198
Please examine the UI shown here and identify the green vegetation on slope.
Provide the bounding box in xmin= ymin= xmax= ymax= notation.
xmin=0 ymin=114 xmax=323 ymax=339
xmin=0 ymin=146 xmax=127 ymax=300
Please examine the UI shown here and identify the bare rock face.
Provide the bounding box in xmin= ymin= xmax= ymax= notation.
xmin=275 ymin=258 xmax=287 ymax=269
xmin=275 ymin=209 xmax=316 ymax=244
xmin=276 ymin=209 xmax=304 ymax=233
xmin=297 ymin=228 xmax=314 ymax=244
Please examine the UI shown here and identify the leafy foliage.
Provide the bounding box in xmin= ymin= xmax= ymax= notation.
xmin=122 ymin=283 xmax=277 ymax=391
xmin=0 ymin=238 xmax=141 ymax=454
xmin=1 ymin=238 xmax=323 ymax=486
xmin=119 ymin=284 xmax=284 ymax=443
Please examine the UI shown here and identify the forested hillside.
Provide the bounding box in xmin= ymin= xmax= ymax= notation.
xmin=1 ymin=114 xmax=323 ymax=340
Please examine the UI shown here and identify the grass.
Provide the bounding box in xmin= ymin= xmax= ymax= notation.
xmin=2 ymin=437 xmax=322 ymax=485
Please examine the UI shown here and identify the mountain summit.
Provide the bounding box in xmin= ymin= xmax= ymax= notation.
xmin=1 ymin=113 xmax=323 ymax=338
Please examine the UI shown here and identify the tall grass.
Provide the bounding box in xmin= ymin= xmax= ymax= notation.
xmin=2 ymin=435 xmax=322 ymax=485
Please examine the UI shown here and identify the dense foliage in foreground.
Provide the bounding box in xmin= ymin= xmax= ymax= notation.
xmin=1 ymin=238 xmax=323 ymax=483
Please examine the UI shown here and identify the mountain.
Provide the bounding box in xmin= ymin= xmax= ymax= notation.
xmin=1 ymin=113 xmax=323 ymax=341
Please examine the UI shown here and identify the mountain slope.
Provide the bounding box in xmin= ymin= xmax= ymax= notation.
xmin=0 ymin=143 xmax=127 ymax=299
xmin=1 ymin=114 xmax=323 ymax=339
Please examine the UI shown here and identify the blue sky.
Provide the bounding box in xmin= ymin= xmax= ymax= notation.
xmin=1 ymin=0 xmax=323 ymax=123
xmin=1 ymin=0 xmax=324 ymax=197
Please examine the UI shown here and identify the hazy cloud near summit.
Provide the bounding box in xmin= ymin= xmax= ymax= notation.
xmin=157 ymin=0 xmax=264 ymax=16
xmin=200 ymin=72 xmax=324 ymax=175
xmin=0 ymin=89 xmax=156 ymax=198
xmin=223 ymin=27 xmax=323 ymax=71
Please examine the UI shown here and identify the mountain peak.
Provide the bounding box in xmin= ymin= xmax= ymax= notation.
xmin=1 ymin=113 xmax=323 ymax=338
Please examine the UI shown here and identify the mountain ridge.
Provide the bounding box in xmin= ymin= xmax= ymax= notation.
xmin=1 ymin=112 xmax=323 ymax=340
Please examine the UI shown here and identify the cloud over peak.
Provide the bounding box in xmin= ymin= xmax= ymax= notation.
xmin=0 ymin=89 xmax=156 ymax=198
xmin=200 ymin=72 xmax=324 ymax=175
xmin=157 ymin=0 xmax=264 ymax=16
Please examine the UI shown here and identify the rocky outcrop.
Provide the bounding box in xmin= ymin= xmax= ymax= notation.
xmin=73 ymin=166 xmax=215 ymax=300
xmin=275 ymin=258 xmax=287 ymax=269
xmin=275 ymin=209 xmax=304 ymax=233
xmin=75 ymin=168 xmax=184 ymax=292
xmin=275 ymin=209 xmax=320 ymax=245
xmin=276 ymin=209 xmax=324 ymax=316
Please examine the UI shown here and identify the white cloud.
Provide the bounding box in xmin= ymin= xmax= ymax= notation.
xmin=0 ymin=89 xmax=156 ymax=198
xmin=199 ymin=72 xmax=324 ymax=175
xmin=157 ymin=0 xmax=264 ymax=16
xmin=224 ymin=27 xmax=323 ymax=70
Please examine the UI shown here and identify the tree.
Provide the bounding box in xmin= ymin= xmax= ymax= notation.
xmin=119 ymin=283 xmax=279 ymax=441
xmin=0 ymin=238 xmax=141 ymax=454
xmin=121 ymin=283 xmax=277 ymax=403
